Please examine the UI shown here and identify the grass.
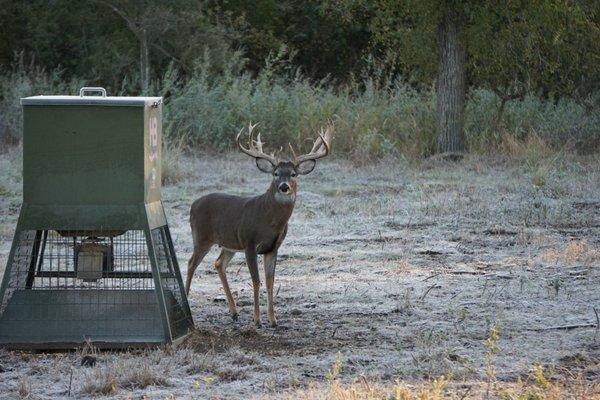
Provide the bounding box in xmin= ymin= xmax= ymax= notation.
xmin=267 ymin=359 xmax=600 ymax=400
xmin=538 ymin=239 xmax=600 ymax=267
xmin=0 ymin=150 xmax=599 ymax=399
xmin=162 ymin=137 xmax=188 ymax=185
xmin=17 ymin=378 xmax=31 ymax=399
xmin=80 ymin=356 xmax=171 ymax=396
xmin=0 ymin=145 xmax=22 ymax=198
xmin=272 ymin=375 xmax=600 ymax=400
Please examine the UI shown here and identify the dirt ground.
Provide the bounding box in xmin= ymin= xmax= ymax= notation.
xmin=0 ymin=152 xmax=599 ymax=399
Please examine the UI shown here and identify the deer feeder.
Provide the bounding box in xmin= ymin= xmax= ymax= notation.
xmin=0 ymin=87 xmax=194 ymax=349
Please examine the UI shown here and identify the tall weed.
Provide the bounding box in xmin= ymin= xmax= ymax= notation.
xmin=1 ymin=52 xmax=598 ymax=159
xmin=0 ymin=53 xmax=84 ymax=144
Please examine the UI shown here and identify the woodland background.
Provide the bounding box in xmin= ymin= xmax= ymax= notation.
xmin=0 ymin=0 xmax=598 ymax=159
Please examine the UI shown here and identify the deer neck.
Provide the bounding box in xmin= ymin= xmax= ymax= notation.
xmin=258 ymin=182 xmax=295 ymax=225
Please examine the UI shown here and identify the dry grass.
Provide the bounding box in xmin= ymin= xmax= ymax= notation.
xmin=496 ymin=366 xmax=600 ymax=400
xmin=268 ymin=371 xmax=600 ymax=400
xmin=161 ymin=137 xmax=189 ymax=185
xmin=79 ymin=357 xmax=171 ymax=396
xmin=215 ymin=367 xmax=248 ymax=382
xmin=81 ymin=369 xmax=118 ymax=396
xmin=538 ymin=239 xmax=600 ymax=267
xmin=277 ymin=379 xmax=600 ymax=400
xmin=499 ymin=130 xmax=553 ymax=161
xmin=17 ymin=378 xmax=32 ymax=399
xmin=284 ymin=377 xmax=450 ymax=400
xmin=0 ymin=144 xmax=21 ymax=199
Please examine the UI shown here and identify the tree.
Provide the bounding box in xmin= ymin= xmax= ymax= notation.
xmin=96 ymin=0 xmax=157 ymax=92
xmin=436 ymin=4 xmax=466 ymax=153
xmin=370 ymin=0 xmax=600 ymax=154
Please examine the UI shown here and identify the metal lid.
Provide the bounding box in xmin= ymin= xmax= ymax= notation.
xmin=20 ymin=87 xmax=162 ymax=107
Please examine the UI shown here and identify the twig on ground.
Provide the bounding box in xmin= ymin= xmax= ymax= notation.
xmin=459 ymin=386 xmax=472 ymax=400
xmin=420 ymin=284 xmax=441 ymax=301
xmin=424 ymin=270 xmax=510 ymax=281
xmin=449 ymin=270 xmax=485 ymax=275
xmin=332 ymin=326 xmax=340 ymax=338
xmin=68 ymin=367 xmax=73 ymax=397
xmin=593 ymin=307 xmax=599 ymax=341
xmin=527 ymin=323 xmax=597 ymax=332
xmin=423 ymin=272 xmax=441 ymax=281
xmin=492 ymin=274 xmax=515 ymax=279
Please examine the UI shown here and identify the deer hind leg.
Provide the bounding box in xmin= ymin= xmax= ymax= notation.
xmin=245 ymin=247 xmax=261 ymax=327
xmin=263 ymin=251 xmax=278 ymax=327
xmin=215 ymin=249 xmax=238 ymax=320
xmin=185 ymin=244 xmax=211 ymax=295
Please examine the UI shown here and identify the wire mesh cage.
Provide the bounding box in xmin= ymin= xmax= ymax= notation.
xmin=0 ymin=227 xmax=192 ymax=348
xmin=0 ymin=88 xmax=194 ymax=348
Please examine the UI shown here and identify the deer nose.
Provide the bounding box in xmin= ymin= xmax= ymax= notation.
xmin=279 ymin=182 xmax=290 ymax=193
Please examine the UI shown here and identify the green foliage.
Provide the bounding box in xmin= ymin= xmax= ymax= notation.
xmin=154 ymin=53 xmax=598 ymax=159
xmin=157 ymin=51 xmax=438 ymax=159
xmin=466 ymin=89 xmax=600 ymax=153
xmin=2 ymin=49 xmax=598 ymax=158
xmin=369 ymin=0 xmax=600 ymax=100
xmin=0 ymin=0 xmax=598 ymax=156
xmin=0 ymin=54 xmax=84 ymax=142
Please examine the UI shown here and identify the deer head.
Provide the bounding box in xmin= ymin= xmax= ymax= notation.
xmin=236 ymin=122 xmax=332 ymax=203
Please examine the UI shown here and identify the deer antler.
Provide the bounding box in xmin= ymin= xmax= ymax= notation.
xmin=236 ymin=122 xmax=278 ymax=165
xmin=294 ymin=127 xmax=332 ymax=164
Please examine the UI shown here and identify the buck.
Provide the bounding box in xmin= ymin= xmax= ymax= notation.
xmin=185 ymin=123 xmax=331 ymax=327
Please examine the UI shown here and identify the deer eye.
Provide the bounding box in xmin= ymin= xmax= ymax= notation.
xmin=273 ymin=171 xmax=279 ymax=176
xmin=291 ymin=172 xmax=297 ymax=177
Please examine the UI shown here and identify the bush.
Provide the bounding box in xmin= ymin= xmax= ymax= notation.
xmin=466 ymin=89 xmax=600 ymax=154
xmin=158 ymin=52 xmax=599 ymax=160
xmin=0 ymin=53 xmax=84 ymax=144
xmin=1 ymin=51 xmax=598 ymax=159
xmin=159 ymin=51 xmax=438 ymax=160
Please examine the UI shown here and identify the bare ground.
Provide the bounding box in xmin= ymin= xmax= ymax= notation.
xmin=0 ymin=152 xmax=599 ymax=399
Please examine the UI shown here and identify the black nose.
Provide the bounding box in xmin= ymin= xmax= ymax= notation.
xmin=279 ymin=183 xmax=290 ymax=193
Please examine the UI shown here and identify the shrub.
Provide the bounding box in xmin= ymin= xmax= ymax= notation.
xmin=0 ymin=53 xmax=84 ymax=144
xmin=1 ymin=51 xmax=598 ymax=159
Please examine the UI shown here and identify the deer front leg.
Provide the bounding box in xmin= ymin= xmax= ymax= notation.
xmin=245 ymin=247 xmax=261 ymax=326
xmin=263 ymin=251 xmax=277 ymax=327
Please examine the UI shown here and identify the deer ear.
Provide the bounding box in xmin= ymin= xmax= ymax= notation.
xmin=256 ymin=158 xmax=275 ymax=173
xmin=296 ymin=159 xmax=316 ymax=175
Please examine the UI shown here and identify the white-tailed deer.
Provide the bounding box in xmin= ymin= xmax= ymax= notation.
xmin=186 ymin=123 xmax=331 ymax=327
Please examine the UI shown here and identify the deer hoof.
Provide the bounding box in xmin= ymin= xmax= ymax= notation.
xmin=254 ymin=320 xmax=262 ymax=328
xmin=269 ymin=321 xmax=277 ymax=328
xmin=231 ymin=313 xmax=239 ymax=321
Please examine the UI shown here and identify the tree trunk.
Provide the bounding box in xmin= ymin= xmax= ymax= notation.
xmin=436 ymin=8 xmax=466 ymax=154
xmin=140 ymin=28 xmax=150 ymax=92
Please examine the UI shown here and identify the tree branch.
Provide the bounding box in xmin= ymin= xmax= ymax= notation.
xmin=95 ymin=0 xmax=141 ymax=38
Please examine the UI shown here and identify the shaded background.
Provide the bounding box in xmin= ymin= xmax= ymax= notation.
xmin=0 ymin=0 xmax=599 ymax=158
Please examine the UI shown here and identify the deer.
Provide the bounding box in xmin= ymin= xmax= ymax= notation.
xmin=185 ymin=123 xmax=332 ymax=327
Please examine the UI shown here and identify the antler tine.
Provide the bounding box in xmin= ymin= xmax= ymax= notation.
xmin=295 ymin=127 xmax=332 ymax=163
xmin=235 ymin=122 xmax=278 ymax=165
xmin=255 ymin=133 xmax=264 ymax=153
xmin=288 ymin=143 xmax=298 ymax=161
xmin=247 ymin=121 xmax=257 ymax=147
xmin=309 ymin=128 xmax=325 ymax=153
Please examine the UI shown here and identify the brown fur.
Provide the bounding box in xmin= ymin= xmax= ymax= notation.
xmin=186 ymin=162 xmax=298 ymax=327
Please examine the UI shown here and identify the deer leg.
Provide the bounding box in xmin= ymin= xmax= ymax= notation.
xmin=185 ymin=244 xmax=211 ymax=295
xmin=245 ymin=247 xmax=261 ymax=327
xmin=215 ymin=249 xmax=238 ymax=320
xmin=263 ymin=252 xmax=278 ymax=327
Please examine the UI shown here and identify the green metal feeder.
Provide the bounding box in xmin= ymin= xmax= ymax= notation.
xmin=0 ymin=87 xmax=193 ymax=349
